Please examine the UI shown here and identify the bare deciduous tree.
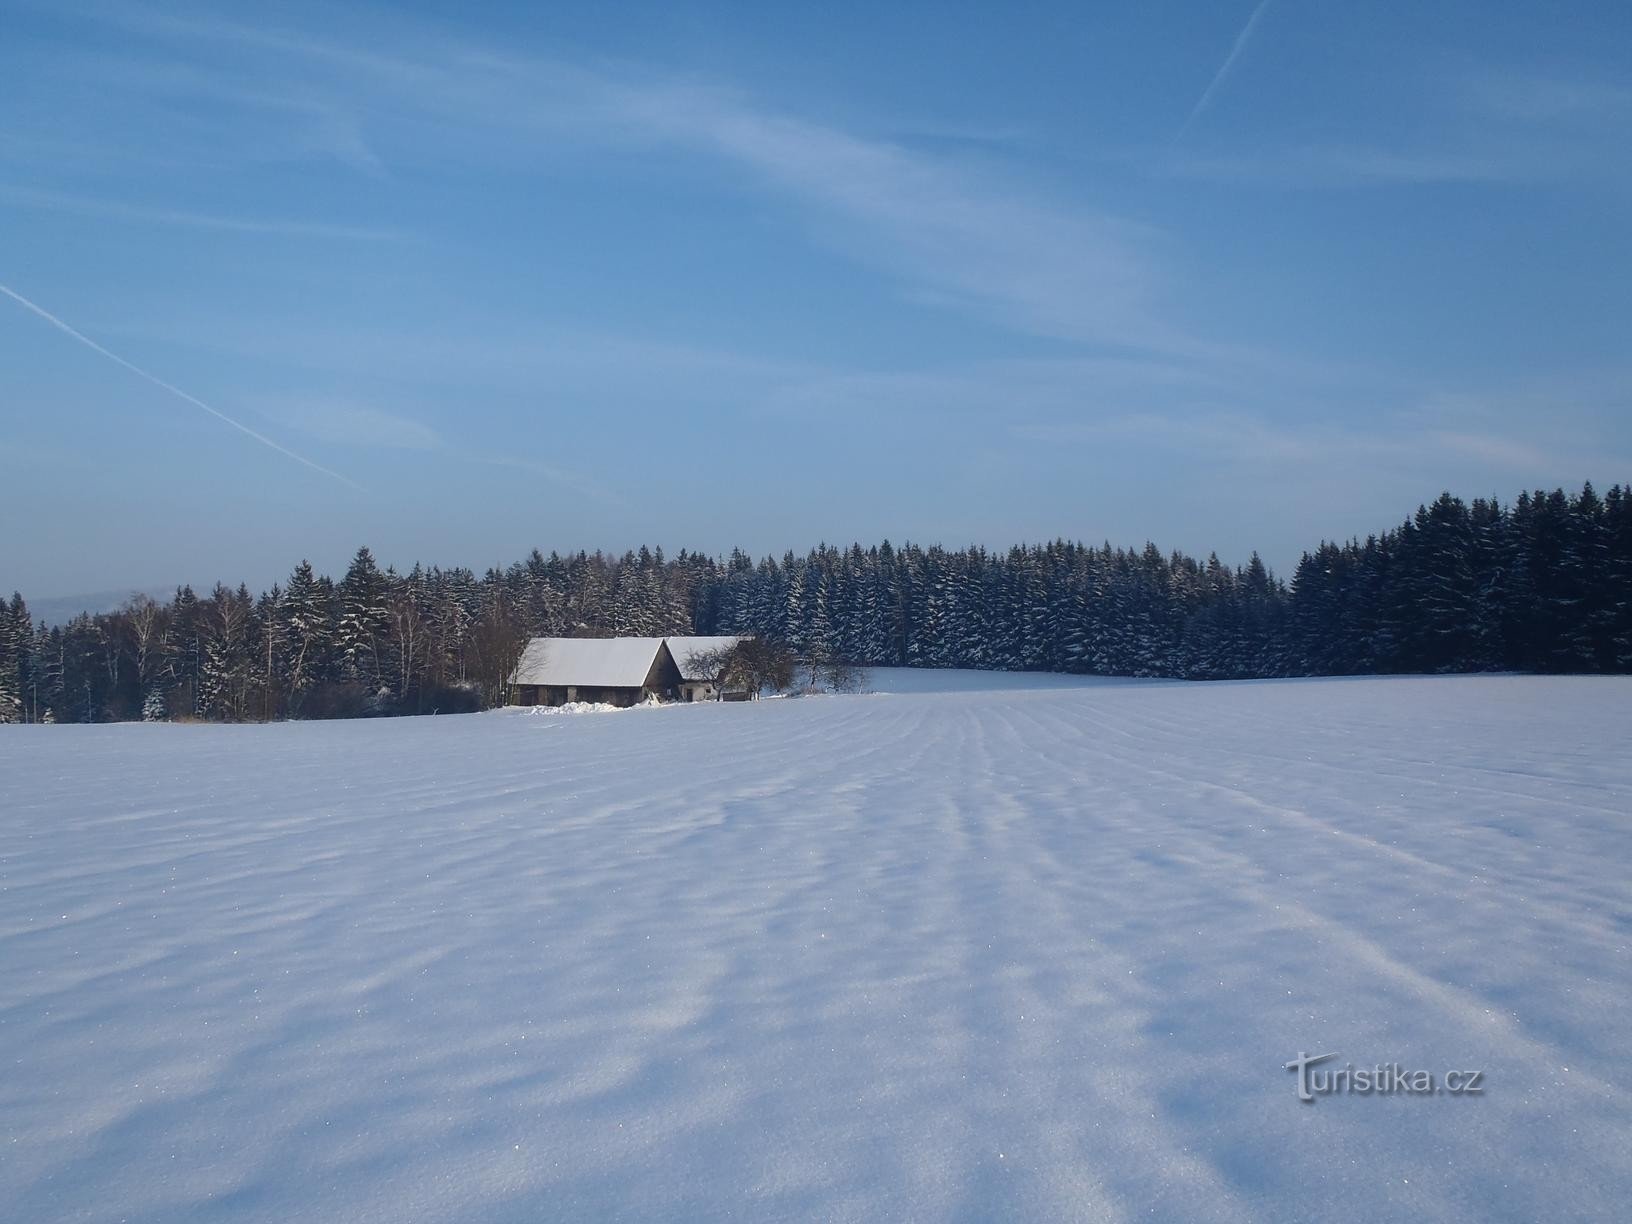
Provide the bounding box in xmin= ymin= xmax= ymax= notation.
xmin=732 ymin=638 xmax=795 ymax=697
xmin=820 ymin=658 xmax=868 ymax=693
xmin=124 ymin=593 xmax=170 ymax=715
xmin=469 ymin=584 xmax=528 ymax=709
xmin=682 ymin=645 xmax=736 ymax=700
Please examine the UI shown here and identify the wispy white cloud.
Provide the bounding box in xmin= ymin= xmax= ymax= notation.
xmin=1003 ymin=384 xmax=1631 ymax=491
xmin=604 ymin=81 xmax=1173 ymax=351
xmin=1456 ymin=69 xmax=1631 ymax=124
xmin=1427 ymin=428 xmax=1630 ymax=484
xmin=1428 ymin=430 xmax=1564 ymax=473
xmin=248 ymin=392 xmax=623 ymax=502
xmin=465 ymin=453 xmax=627 ymax=507
xmin=10 ymin=1 xmax=1625 ymax=516
xmin=1012 ymin=412 xmax=1398 ymax=467
xmin=25 ymin=6 xmax=1186 ymax=356
xmin=0 ymin=184 xmax=406 ymax=240
xmin=1408 ymin=380 xmax=1632 ymax=478
xmin=251 ymin=398 xmax=443 ymax=451
xmin=1166 ymin=60 xmax=1632 ymax=189
xmin=100 ymin=315 xmax=820 ymax=400
xmin=756 ymin=356 xmax=1235 ymax=430
xmin=1166 ymin=146 xmax=1525 ymax=187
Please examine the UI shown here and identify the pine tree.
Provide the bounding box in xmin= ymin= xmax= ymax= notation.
xmin=782 ymin=555 xmax=807 ymax=650
xmin=199 ymin=583 xmax=252 ymax=720
xmin=0 ymin=592 xmax=22 ymax=723
xmin=33 ymin=624 xmax=64 ymax=723
xmin=1606 ymin=484 xmax=1632 ymax=668
xmin=337 ymin=546 xmax=391 ymax=692
xmin=167 ymin=586 xmax=202 ymax=717
xmin=806 ymin=558 xmax=835 ymax=663
xmin=1565 ymin=483 xmax=1615 ymax=668
xmin=282 ymin=561 xmax=331 ymax=713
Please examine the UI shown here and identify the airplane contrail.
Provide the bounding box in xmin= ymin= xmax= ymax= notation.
xmin=0 ymin=281 xmax=362 ymax=490
xmin=1176 ymin=0 xmax=1276 ymax=140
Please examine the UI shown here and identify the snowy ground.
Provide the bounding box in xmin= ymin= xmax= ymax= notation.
xmin=2 ymin=672 xmax=1629 ymax=1222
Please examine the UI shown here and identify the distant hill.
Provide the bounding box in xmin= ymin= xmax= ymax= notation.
xmin=25 ymin=587 xmax=175 ymax=628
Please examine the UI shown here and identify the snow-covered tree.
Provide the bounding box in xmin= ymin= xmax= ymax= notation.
xmin=0 ymin=591 xmax=24 ymax=723
xmin=337 ymin=547 xmax=391 ymax=692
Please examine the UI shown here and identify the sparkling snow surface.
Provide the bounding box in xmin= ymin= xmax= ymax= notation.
xmin=2 ymin=672 xmax=1630 ymax=1222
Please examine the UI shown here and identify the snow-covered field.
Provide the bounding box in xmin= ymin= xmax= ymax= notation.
xmin=3 ymin=671 xmax=1629 ymax=1222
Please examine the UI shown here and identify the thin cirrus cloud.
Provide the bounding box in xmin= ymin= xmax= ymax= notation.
xmin=0 ymin=184 xmax=406 ymax=241
xmin=1411 ymin=381 xmax=1632 ymax=478
xmin=1166 ymin=146 xmax=1523 ymax=188
xmin=1164 ymin=129 xmax=1624 ymax=189
xmin=35 ymin=6 xmax=1189 ymax=360
xmin=1012 ymin=412 xmax=1355 ymax=467
xmin=249 ymin=398 xmax=623 ymax=502
xmin=251 ymin=398 xmax=444 ymax=452
xmin=1008 ymin=413 xmax=1617 ymax=485
xmin=253 ymin=395 xmax=623 ymax=504
xmin=1455 ymin=68 xmax=1632 ymax=123
xmin=605 ymin=80 xmax=1174 ymax=354
xmin=5 ymin=2 xmax=1623 ymax=563
xmin=1429 ymin=430 xmax=1572 ymax=474
xmin=1164 ymin=63 xmax=1632 ymax=189
xmin=467 ymin=453 xmax=628 ymax=508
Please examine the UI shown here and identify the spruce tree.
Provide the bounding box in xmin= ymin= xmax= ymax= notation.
xmin=0 ymin=592 xmax=22 ymax=723
xmin=282 ymin=560 xmax=331 ymax=712
xmin=337 ymin=546 xmax=391 ymax=692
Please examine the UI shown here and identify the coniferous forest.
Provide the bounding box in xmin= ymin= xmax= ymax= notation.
xmin=2 ymin=483 xmax=1629 ymax=723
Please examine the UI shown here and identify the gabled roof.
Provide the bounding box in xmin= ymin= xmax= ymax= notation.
xmin=665 ymin=635 xmax=750 ymax=680
xmin=511 ymin=637 xmax=667 ymax=688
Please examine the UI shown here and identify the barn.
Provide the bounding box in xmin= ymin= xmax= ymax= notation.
xmin=509 ymin=637 xmax=681 ymax=708
xmin=508 ymin=635 xmax=753 ymax=707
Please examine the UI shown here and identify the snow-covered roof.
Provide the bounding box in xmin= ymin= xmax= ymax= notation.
xmin=665 ymin=636 xmax=750 ymax=680
xmin=511 ymin=637 xmax=667 ymax=688
xmin=510 ymin=635 xmax=754 ymax=688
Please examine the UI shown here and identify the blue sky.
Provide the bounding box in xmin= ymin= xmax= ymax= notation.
xmin=2 ymin=0 xmax=1629 ymax=598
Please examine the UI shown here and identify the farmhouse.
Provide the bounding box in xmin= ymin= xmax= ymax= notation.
xmin=509 ymin=635 xmax=751 ymax=707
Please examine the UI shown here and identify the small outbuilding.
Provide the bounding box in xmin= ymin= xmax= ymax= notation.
xmin=509 ymin=637 xmax=682 ymax=708
xmin=665 ymin=635 xmax=751 ymax=702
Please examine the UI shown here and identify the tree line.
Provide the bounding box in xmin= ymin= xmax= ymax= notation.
xmin=2 ymin=483 xmax=1628 ymax=723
